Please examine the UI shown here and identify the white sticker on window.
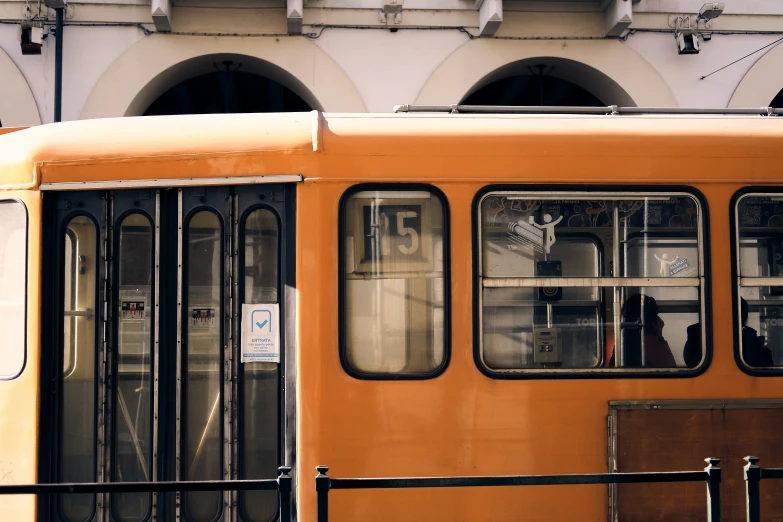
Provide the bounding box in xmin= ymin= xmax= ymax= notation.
xmin=241 ymin=303 xmax=280 ymax=363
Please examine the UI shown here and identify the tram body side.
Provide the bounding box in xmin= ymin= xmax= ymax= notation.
xmin=295 ymin=120 xmax=783 ymax=521
xmin=0 ymin=115 xmax=782 ymax=521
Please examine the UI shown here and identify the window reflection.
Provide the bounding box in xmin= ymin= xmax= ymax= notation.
xmin=342 ymin=190 xmax=446 ymax=376
xmin=479 ymin=195 xmax=703 ymax=372
xmin=737 ymin=195 xmax=783 ymax=367
xmin=240 ymin=208 xmax=279 ymax=522
xmin=0 ymin=201 xmax=26 ymax=378
xmin=184 ymin=211 xmax=222 ymax=522
xmin=112 ymin=213 xmax=153 ymax=522
xmin=60 ymin=215 xmax=97 ymax=522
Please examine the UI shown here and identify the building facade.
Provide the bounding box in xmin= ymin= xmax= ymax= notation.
xmin=1 ymin=0 xmax=783 ymax=126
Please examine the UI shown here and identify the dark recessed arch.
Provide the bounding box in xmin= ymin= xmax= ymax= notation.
xmin=461 ymin=57 xmax=635 ymax=107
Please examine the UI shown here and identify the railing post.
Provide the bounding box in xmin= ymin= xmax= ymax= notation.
xmin=278 ymin=466 xmax=293 ymax=522
xmin=744 ymin=456 xmax=761 ymax=522
xmin=316 ymin=466 xmax=331 ymax=522
xmin=705 ymin=457 xmax=721 ymax=522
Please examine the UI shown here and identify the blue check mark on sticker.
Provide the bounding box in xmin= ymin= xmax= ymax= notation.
xmin=256 ymin=320 xmax=268 ymax=330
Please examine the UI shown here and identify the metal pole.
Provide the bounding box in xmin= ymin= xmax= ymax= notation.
xmin=54 ymin=6 xmax=64 ymax=122
xmin=278 ymin=466 xmax=293 ymax=522
xmin=744 ymin=456 xmax=760 ymax=522
xmin=705 ymin=458 xmax=721 ymax=522
xmin=316 ymin=466 xmax=330 ymax=522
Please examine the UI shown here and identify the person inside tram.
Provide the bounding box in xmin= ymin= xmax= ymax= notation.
xmin=683 ymin=298 xmax=775 ymax=368
xmin=611 ymin=294 xmax=676 ymax=368
xmin=740 ymin=298 xmax=774 ymax=367
xmin=683 ymin=323 xmax=701 ymax=368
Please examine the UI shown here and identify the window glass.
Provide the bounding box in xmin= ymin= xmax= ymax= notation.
xmin=112 ymin=213 xmax=153 ymax=522
xmin=60 ymin=215 xmax=97 ymax=522
xmin=239 ymin=208 xmax=279 ymax=522
xmin=0 ymin=201 xmax=26 ymax=378
xmin=479 ymin=193 xmax=703 ymax=373
xmin=184 ymin=210 xmax=222 ymax=522
xmin=342 ymin=189 xmax=446 ymax=376
xmin=736 ymin=194 xmax=783 ymax=368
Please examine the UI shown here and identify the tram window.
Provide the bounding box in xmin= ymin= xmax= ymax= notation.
xmin=341 ymin=187 xmax=448 ymax=378
xmin=0 ymin=201 xmax=26 ymax=379
xmin=112 ymin=213 xmax=153 ymax=522
xmin=239 ymin=208 xmax=279 ymax=522
xmin=60 ymin=215 xmax=98 ymax=522
xmin=478 ymin=192 xmax=705 ymax=375
xmin=735 ymin=194 xmax=783 ymax=370
xmin=184 ymin=210 xmax=223 ymax=522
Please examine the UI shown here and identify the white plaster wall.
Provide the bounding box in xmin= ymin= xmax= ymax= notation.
xmin=81 ymin=33 xmax=366 ymax=118
xmin=731 ymin=40 xmax=783 ymax=107
xmin=0 ymin=24 xmax=143 ymax=123
xmin=417 ymin=38 xmax=678 ymax=107
xmin=311 ymin=28 xmax=469 ymax=112
xmin=0 ymin=34 xmax=40 ymax=126
xmin=2 ymin=14 xmax=783 ymax=124
xmin=623 ymin=32 xmax=782 ymax=108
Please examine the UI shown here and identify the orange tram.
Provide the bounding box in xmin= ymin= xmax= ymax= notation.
xmin=0 ymin=108 xmax=782 ymax=522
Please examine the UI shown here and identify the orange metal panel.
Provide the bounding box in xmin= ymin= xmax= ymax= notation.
xmin=0 ymin=191 xmax=41 ymax=519
xmin=296 ymin=154 xmax=783 ymax=522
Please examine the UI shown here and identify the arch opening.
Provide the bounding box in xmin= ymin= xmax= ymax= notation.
xmin=461 ymin=57 xmax=635 ymax=107
xmin=131 ymin=53 xmax=318 ymax=117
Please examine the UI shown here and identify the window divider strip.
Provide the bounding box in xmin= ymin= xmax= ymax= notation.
xmin=738 ymin=277 xmax=783 ymax=287
xmin=482 ymin=277 xmax=701 ymax=288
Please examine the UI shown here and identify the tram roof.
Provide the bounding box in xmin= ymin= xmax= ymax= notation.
xmin=1 ymin=110 xmax=783 ymax=190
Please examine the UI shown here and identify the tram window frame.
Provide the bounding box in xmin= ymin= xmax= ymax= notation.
xmin=0 ymin=199 xmax=27 ymax=380
xmin=237 ymin=204 xmax=282 ymax=522
xmin=181 ymin=207 xmax=225 ymax=522
xmin=731 ymin=187 xmax=783 ymax=376
xmin=110 ymin=209 xmax=155 ymax=522
xmin=57 ymin=211 xmax=100 ymax=522
xmin=473 ymin=185 xmax=712 ymax=379
xmin=339 ymin=184 xmax=451 ymax=380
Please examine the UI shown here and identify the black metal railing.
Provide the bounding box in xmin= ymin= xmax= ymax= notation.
xmin=315 ymin=458 xmax=722 ymax=522
xmin=0 ymin=466 xmax=292 ymax=522
xmin=744 ymin=456 xmax=783 ymax=522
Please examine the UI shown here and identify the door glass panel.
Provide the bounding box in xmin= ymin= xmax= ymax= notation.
xmin=240 ymin=209 xmax=279 ymax=522
xmin=112 ymin=213 xmax=153 ymax=522
xmin=61 ymin=216 xmax=97 ymax=522
xmin=184 ymin=210 xmax=222 ymax=522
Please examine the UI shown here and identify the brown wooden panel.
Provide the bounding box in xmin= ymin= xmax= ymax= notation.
xmin=615 ymin=406 xmax=783 ymax=522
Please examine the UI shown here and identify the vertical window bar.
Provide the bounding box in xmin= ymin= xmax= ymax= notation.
xmin=100 ymin=193 xmax=111 ymax=520
xmin=223 ymin=194 xmax=233 ymax=521
xmin=175 ymin=189 xmax=183 ymax=522
xmin=153 ymin=191 xmax=160 ymax=520
xmin=613 ymin=205 xmax=622 ymax=367
xmin=231 ymin=194 xmax=240 ymax=511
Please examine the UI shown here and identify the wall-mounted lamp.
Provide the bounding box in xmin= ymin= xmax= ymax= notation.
xmin=698 ymin=2 xmax=725 ymax=21
xmin=18 ymin=21 xmax=43 ymax=55
xmin=673 ymin=3 xmax=725 ymax=55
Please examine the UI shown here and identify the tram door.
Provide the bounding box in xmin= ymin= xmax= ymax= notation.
xmin=43 ymin=185 xmax=293 ymax=522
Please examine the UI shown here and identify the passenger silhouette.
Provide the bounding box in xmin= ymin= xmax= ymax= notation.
xmin=610 ymin=294 xmax=676 ymax=368
xmin=740 ymin=298 xmax=774 ymax=367
xmin=683 ymin=323 xmax=701 ymax=368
